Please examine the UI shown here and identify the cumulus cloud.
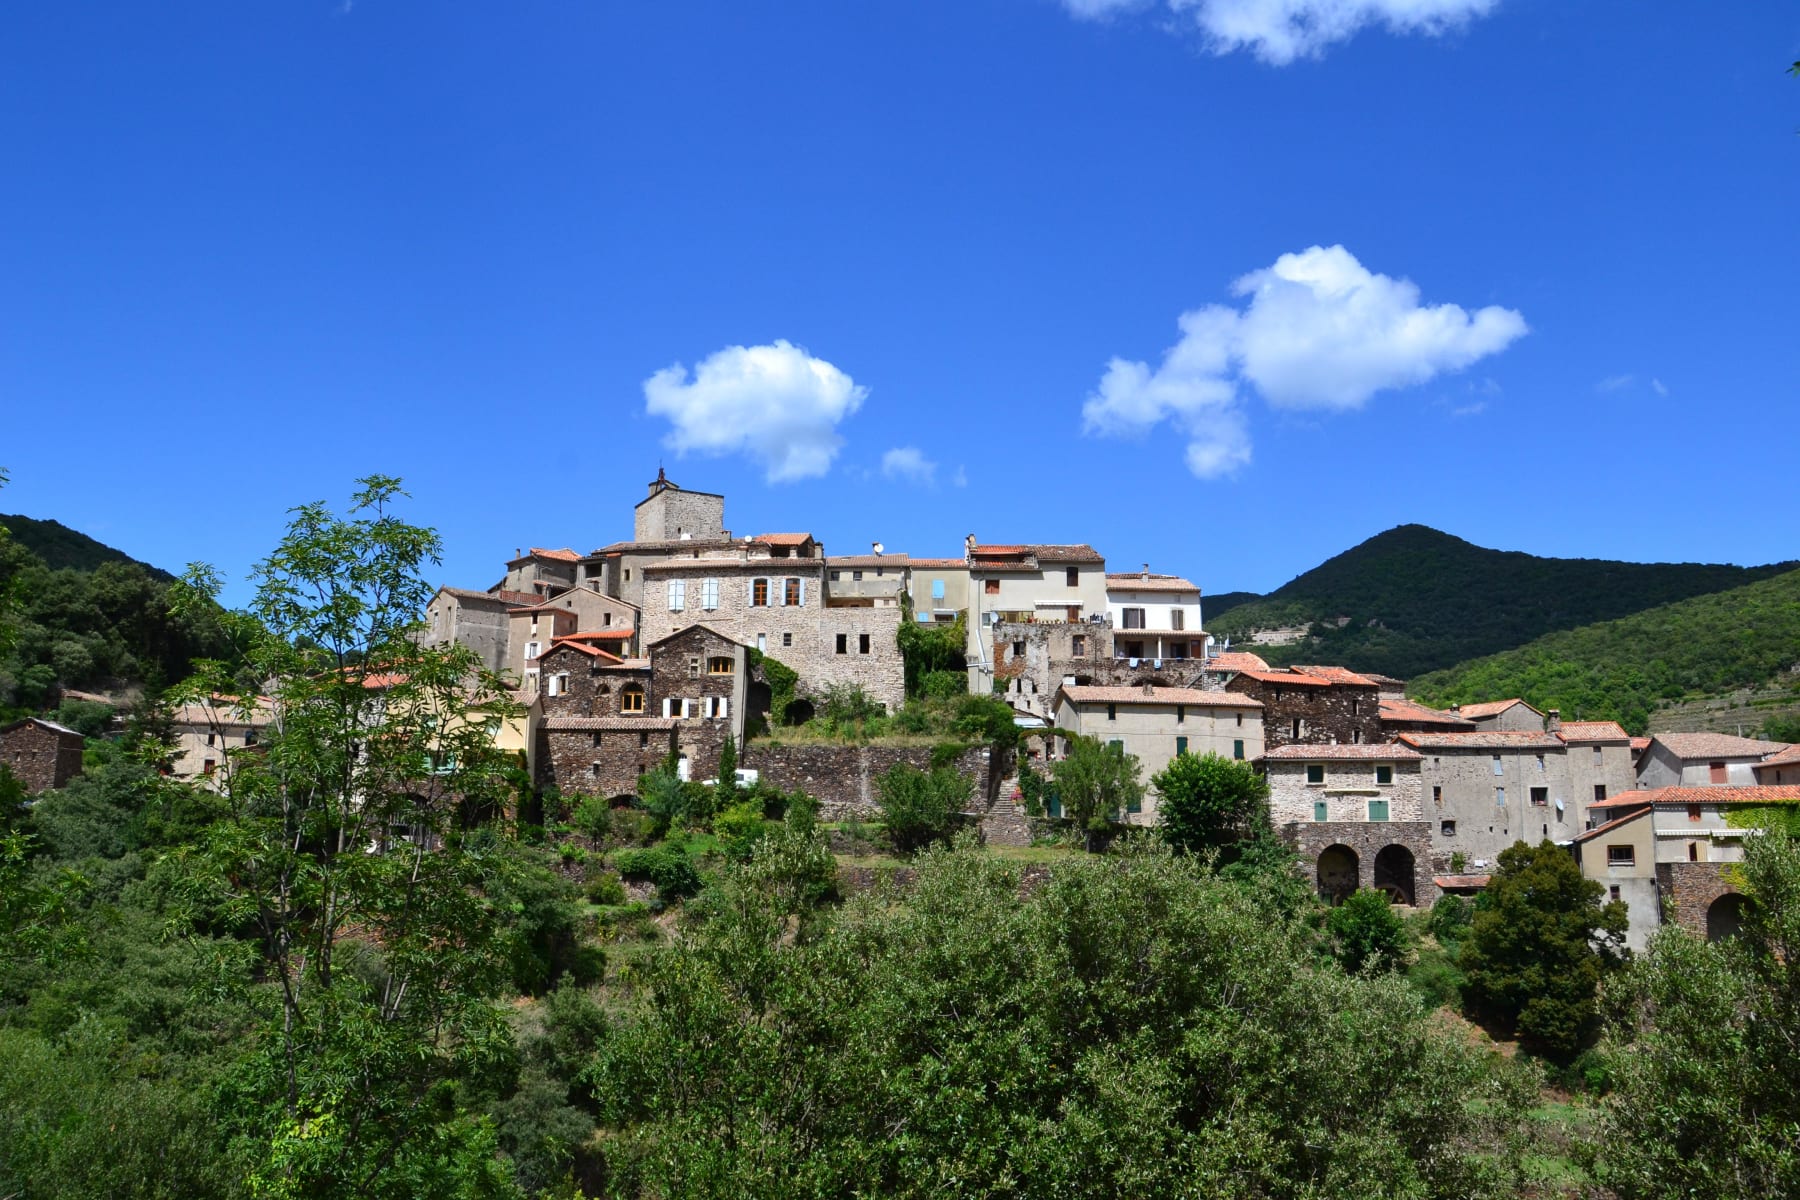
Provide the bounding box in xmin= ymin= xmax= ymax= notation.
xmin=1082 ymin=244 xmax=1526 ymax=478
xmin=643 ymin=340 xmax=866 ymax=483
xmin=881 ymin=446 xmax=938 ymax=486
xmin=1060 ymin=0 xmax=1499 ymax=64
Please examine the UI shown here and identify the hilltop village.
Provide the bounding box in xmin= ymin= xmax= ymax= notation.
xmin=13 ymin=469 xmax=1790 ymax=952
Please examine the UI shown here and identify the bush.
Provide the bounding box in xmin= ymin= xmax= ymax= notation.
xmin=875 ymin=763 xmax=971 ymax=855
xmin=1326 ymin=889 xmax=1408 ymax=976
xmin=920 ymin=670 xmax=965 ymax=700
xmin=613 ymin=845 xmax=702 ymax=903
xmin=1406 ymin=945 xmax=1466 ymax=1009
xmin=715 ymin=800 xmax=771 ymax=862
xmin=52 ymin=698 xmax=114 ymax=738
xmin=585 ymin=871 xmax=627 ymax=906
xmin=571 ymin=794 xmax=613 ymax=848
xmin=1152 ymin=752 xmax=1268 ymax=856
xmin=1428 ymin=894 xmax=1473 ymax=947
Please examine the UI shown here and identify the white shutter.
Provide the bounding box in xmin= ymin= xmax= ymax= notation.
xmin=719 ymin=697 xmax=729 ymax=719
xmin=748 ymin=578 xmax=756 ymax=606
xmin=798 ymin=579 xmax=807 ymax=607
xmin=662 ymin=698 xmax=673 ymax=718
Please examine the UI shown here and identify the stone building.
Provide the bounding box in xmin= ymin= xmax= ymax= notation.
xmin=634 ymin=468 xmax=725 ymax=543
xmin=1050 ymin=684 xmax=1264 ymax=826
xmin=1104 ymin=570 xmax=1206 ymax=664
xmin=1558 ymin=720 xmax=1637 ymax=808
xmin=0 ymin=717 xmax=85 ymax=793
xmin=1262 ymin=742 xmax=1436 ymax=907
xmin=1753 ymin=743 xmax=1800 ymax=785
xmin=1226 ymin=666 xmax=1384 ymax=749
xmin=995 ymin=615 xmax=1219 ymax=721
xmin=646 ymin=624 xmax=749 ymax=779
xmin=1377 ymin=697 xmax=1476 ymax=735
xmin=421 ymin=586 xmax=541 ymax=674
xmin=530 ymin=639 xmax=672 ymax=801
xmin=1575 ymin=784 xmax=1800 ymax=951
xmin=825 ymin=552 xmax=910 ymax=607
xmin=966 ymin=542 xmax=1107 ymax=693
xmin=499 ymin=547 xmax=580 ymax=597
xmin=1636 ymin=731 xmax=1787 ymax=789
xmin=168 ymin=698 xmax=274 ymax=785
xmin=906 ymin=557 xmax=970 ymax=625
xmin=1450 ymin=698 xmax=1546 ymax=732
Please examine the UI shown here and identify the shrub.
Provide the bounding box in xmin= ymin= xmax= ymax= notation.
xmin=585 ymin=871 xmax=627 ymax=906
xmin=613 ymin=845 xmax=702 ymax=903
xmin=1152 ymin=752 xmax=1268 ymax=856
xmin=875 ymin=763 xmax=971 ymax=855
xmin=715 ymin=800 xmax=771 ymax=862
xmin=1326 ymin=889 xmax=1408 ymax=976
xmin=571 ymin=793 xmax=613 ymax=848
xmin=920 ymin=670 xmax=965 ymax=700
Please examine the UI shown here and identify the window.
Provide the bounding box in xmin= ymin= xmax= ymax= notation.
xmin=1106 ymin=703 xmax=1117 ymax=721
xmin=1594 ymin=784 xmax=1607 ymax=803
xmin=784 ymin=577 xmax=802 ymax=606
xmin=1688 ymin=841 xmax=1700 ymax=862
xmin=1352 ymin=729 xmax=1363 ymax=744
xmin=1609 ymin=885 xmax=1621 ymax=902
xmin=1176 ymin=705 xmax=1186 ymax=724
xmin=1530 ymin=786 xmax=1549 ymax=807
xmin=1492 ymin=755 xmax=1504 ymax=776
xmin=835 ymin=634 xmax=848 ymax=654
xmin=859 ymin=633 xmax=871 ymax=654
xmin=1175 ymin=736 xmax=1188 ymax=756
xmin=707 ymin=696 xmax=730 ymax=719
xmin=852 ymin=570 xmax=863 ymax=581
xmin=1687 ymin=803 xmax=1702 ymax=822
xmin=756 ymin=633 xmax=767 ymax=651
xmin=1046 ymin=792 xmax=1062 ymax=819
xmin=782 ymin=632 xmax=793 ymax=647
xmin=1376 ymin=764 xmax=1393 ymax=785
xmin=1122 ymin=607 xmax=1146 ymax=629
xmin=1306 ymin=764 xmax=1325 ymax=785
xmin=1536 ymin=754 xmax=1546 ymax=770
xmin=1125 ymin=792 xmax=1141 ymax=814
xmin=829 ymin=569 xmax=841 ymax=581
xmin=701 ymin=577 xmax=720 ymax=610
xmin=529 ymin=614 xmax=540 ymax=632
xmin=1232 ymin=739 xmax=1244 ymax=760
xmin=752 ymin=578 xmax=770 ymax=607
xmin=1433 ymin=785 xmax=1443 ymax=806
xmin=604 ymin=612 xmax=612 ymax=626
xmin=1495 ymin=787 xmax=1506 ymax=807
xmin=708 ymin=656 xmax=734 ymax=675
xmin=1012 ymin=640 xmax=1025 ymax=657
xmin=546 ymin=674 xmax=563 ymax=697
xmin=1709 ymin=761 xmax=1727 ymax=783
xmin=1236 ymin=712 xmax=1243 ymax=727
xmin=620 ymin=686 xmax=644 ymax=714
xmin=667 ymin=579 xmax=686 ymax=611
xmin=203 ymin=758 xmax=216 ymax=776
xmin=1607 ymin=845 xmax=1635 ymax=867
xmin=1107 ymin=739 xmax=1124 ymax=756
xmin=1592 ymin=744 xmax=1602 ymax=758
xmin=1170 ymin=609 xmax=1184 ymax=630
xmin=1350 ymin=699 xmax=1359 ymax=716
xmin=688 ymin=656 xmax=702 ymax=678
xmin=624 ymin=568 xmax=631 ymax=581
xmin=206 ymin=732 xmax=216 ymax=746
xmin=1368 ymin=799 xmax=1390 ymax=822
xmin=985 ymin=579 xmax=1000 ymax=595
xmin=524 ymin=640 xmax=541 ymax=660
xmin=1441 ymin=819 xmax=1456 ymax=836
xmin=1071 ymin=634 xmax=1086 ymax=656
xmin=1066 ymin=567 xmax=1079 ymax=587
xmin=592 ymin=732 xmax=604 ymax=747
xmin=1314 ymin=800 xmax=1328 ymax=822
xmin=1291 ymin=718 xmax=1303 ymax=739
xmin=931 ymin=579 xmax=945 ymax=601
xmin=639 ymin=731 xmax=649 ymax=747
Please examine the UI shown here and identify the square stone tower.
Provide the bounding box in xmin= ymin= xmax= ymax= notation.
xmin=634 ymin=468 xmax=726 ymax=542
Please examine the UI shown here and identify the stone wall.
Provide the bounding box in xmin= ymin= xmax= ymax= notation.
xmin=1228 ymin=676 xmax=1382 ymax=750
xmin=0 ymin=719 xmax=84 ymax=793
xmin=1656 ymin=861 xmax=1743 ymax=939
xmin=1266 ymin=759 xmax=1424 ymax=826
xmin=649 ymin=625 xmax=748 ymax=779
xmin=996 ymin=618 xmax=1225 ymax=718
xmin=1280 ymin=819 xmax=1440 ymax=907
xmin=635 ymin=485 xmax=726 ymax=542
xmin=536 ymin=719 xmax=678 ymax=799
xmin=744 ymin=740 xmax=993 ymax=819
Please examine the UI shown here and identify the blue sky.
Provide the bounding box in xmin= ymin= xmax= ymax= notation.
xmin=2 ymin=2 xmax=1797 ymax=605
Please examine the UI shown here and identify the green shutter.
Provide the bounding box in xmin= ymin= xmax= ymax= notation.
xmin=1233 ymin=739 xmax=1244 ymax=760
xmin=1368 ymin=799 xmax=1390 ymax=822
xmin=1313 ymin=800 xmax=1328 ymax=822
xmin=1176 ymin=736 xmax=1188 ymax=756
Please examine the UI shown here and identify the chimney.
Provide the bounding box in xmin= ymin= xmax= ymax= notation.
xmin=1546 ymin=709 xmax=1562 ymax=733
xmin=1449 ymin=704 xmax=1460 ymax=716
xmin=1142 ymin=563 xmax=1149 ymax=579
xmin=1142 ymin=681 xmax=1154 ymax=696
xmin=965 ymin=533 xmax=977 ymax=558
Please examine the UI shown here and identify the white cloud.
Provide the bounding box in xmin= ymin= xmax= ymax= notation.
xmin=952 ymin=465 xmax=969 ymax=488
xmin=881 ymin=446 xmax=937 ymax=486
xmin=1082 ymin=244 xmax=1525 ymax=478
xmin=1651 ymin=377 xmax=1668 ymax=396
xmin=1596 ymin=373 xmax=1635 ymax=393
xmin=1060 ymin=0 xmax=1498 ymax=63
xmin=643 ymin=340 xmax=866 ymax=483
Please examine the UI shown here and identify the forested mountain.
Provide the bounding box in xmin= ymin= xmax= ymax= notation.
xmin=0 ymin=514 xmax=174 ymax=580
xmin=1410 ymin=567 xmax=1800 ymax=735
xmin=1206 ymin=525 xmax=1794 ymax=680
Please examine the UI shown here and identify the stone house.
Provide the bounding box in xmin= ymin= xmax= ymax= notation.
xmin=1050 ymin=684 xmax=1264 ymax=826
xmin=646 ymin=624 xmax=750 ymax=781
xmin=634 ymin=468 xmax=725 ymax=543
xmin=510 ymin=590 xmax=640 ymax=693
xmin=1226 ymin=666 xmax=1384 ymax=749
xmin=1450 ymin=698 xmax=1545 ymax=732
xmin=1261 ymin=742 xmax=1436 ymax=907
xmin=825 ymin=552 xmax=909 ymax=608
xmin=1104 ymin=570 xmax=1206 ymax=664
xmin=1753 ymin=743 xmax=1800 ymax=785
xmin=1377 ymin=697 xmax=1476 ymax=735
xmin=1575 ymin=784 xmax=1800 ymax=951
xmin=1636 ymin=731 xmax=1787 ymax=789
xmin=1558 ymin=720 xmax=1637 ymax=809
xmin=168 ymin=698 xmax=274 ymax=785
xmin=966 ymin=542 xmax=1107 ymax=693
xmin=421 ymin=585 xmax=541 ymax=674
xmin=499 ymin=547 xmax=579 ymax=597
xmin=530 ymin=639 xmax=673 ymax=801
xmin=1 ymin=717 xmax=85 ymax=793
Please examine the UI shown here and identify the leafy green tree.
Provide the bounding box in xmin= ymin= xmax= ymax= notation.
xmin=1459 ymin=839 xmax=1627 ymax=1060
xmin=1594 ymin=832 xmax=1800 ymax=1199
xmin=570 ymin=793 xmax=612 ymax=850
xmin=164 ymin=477 xmax=523 ymax=1199
xmin=895 ymin=594 xmax=967 ymax=697
xmin=1327 ymin=888 xmax=1408 ymax=976
xmin=1153 ymin=750 xmax=1268 ymax=856
xmin=716 ymin=730 xmax=738 ymax=798
xmin=874 ymin=761 xmax=971 ymax=854
xmin=1052 ymin=732 xmax=1144 ymax=850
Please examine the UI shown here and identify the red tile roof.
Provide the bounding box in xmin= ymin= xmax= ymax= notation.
xmin=753 ymin=532 xmax=815 ymax=546
xmin=971 ymin=544 xmax=1028 ymax=556
xmin=1630 ymin=736 xmax=1651 ymax=752
xmin=1104 ymin=574 xmax=1199 ymax=593
xmin=1379 ymin=698 xmax=1475 ymax=728
xmin=560 ymin=629 xmax=633 ymax=641
xmin=1203 ymin=651 xmax=1270 ymax=673
xmin=542 ymin=716 xmax=678 ymax=731
xmin=1572 ymin=809 xmax=1652 ymax=843
xmin=1262 ymin=743 xmax=1422 ymax=761
xmin=906 ymin=557 xmax=969 ymax=569
xmin=1589 ymin=784 xmax=1800 ymax=810
xmin=1432 ymin=874 xmax=1492 ymax=889
xmin=540 ymin=639 xmax=624 ymax=663
xmin=1757 ymin=744 xmax=1800 ymax=768
xmin=1454 ymin=699 xmax=1539 ymax=720
xmin=1058 ymin=685 xmax=1261 ymax=708
xmin=528 ymin=547 xmax=580 ymax=562
xmin=1556 ymin=721 xmax=1631 ymax=744
xmin=1290 ymin=665 xmax=1379 ymax=687
xmin=1651 ymin=732 xmax=1788 ymax=760
xmin=1031 ymin=544 xmax=1105 ymax=563
xmin=1395 ymin=730 xmax=1565 ymax=750
xmin=1235 ymin=670 xmax=1331 ymax=688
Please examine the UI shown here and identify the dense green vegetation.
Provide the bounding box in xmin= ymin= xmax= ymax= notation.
xmin=1413 ymin=567 xmax=1800 ymax=733
xmin=0 ymin=513 xmax=175 ymax=578
xmin=1208 ymin=524 xmax=1793 ymax=679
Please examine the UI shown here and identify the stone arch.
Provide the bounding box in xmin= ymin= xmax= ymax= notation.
xmin=1317 ymin=844 xmax=1359 ymax=905
xmin=1373 ymin=844 xmax=1417 ymax=906
xmin=783 ymin=697 xmax=815 ymax=726
xmin=1707 ymin=892 xmax=1748 ymax=942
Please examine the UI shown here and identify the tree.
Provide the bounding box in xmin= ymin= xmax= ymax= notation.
xmin=1052 ymin=733 xmax=1144 ymax=850
xmin=1592 ymin=831 xmax=1800 ymax=1199
xmin=165 ymin=478 xmax=522 ymax=1199
xmin=875 ymin=762 xmax=971 ymax=854
xmin=1327 ymin=888 xmax=1408 ymax=976
xmin=1153 ymin=751 xmax=1268 ymax=856
xmin=896 ymin=593 xmax=966 ymax=697
xmin=716 ymin=730 xmax=738 ymax=799
xmin=571 ymin=793 xmax=612 ymax=850
xmin=1458 ymin=839 xmax=1627 ymax=1060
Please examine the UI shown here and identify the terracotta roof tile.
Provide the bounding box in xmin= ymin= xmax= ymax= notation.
xmin=753 ymin=532 xmax=815 ymax=546
xmin=1379 ymin=698 xmax=1476 ymax=728
xmin=1235 ymin=670 xmax=1331 ymax=688
xmin=1290 ymin=665 xmax=1378 ymax=686
xmin=1395 ymin=730 xmax=1565 ymax=751
xmin=906 ymin=558 xmax=969 ymax=569
xmin=1756 ymin=744 xmax=1800 ymax=768
xmin=1589 ymin=784 xmax=1800 ymax=810
xmin=560 ymin=629 xmax=633 ymax=641
xmin=971 ymin=544 xmax=1028 ymax=556
xmin=1453 ymin=699 xmax=1539 ymax=720
xmin=1058 ymin=685 xmax=1260 ymax=708
xmin=1651 ymin=732 xmax=1788 ymax=760
xmin=546 ymin=639 xmax=625 ymax=663
xmin=1432 ymin=874 xmax=1492 ymax=889
xmin=1030 ymin=544 xmax=1105 ymax=563
xmin=1556 ymin=721 xmax=1631 ymax=744
xmin=1261 ymin=742 xmax=1423 ymax=761
xmin=1105 ymin=574 xmax=1199 ymax=593
xmin=526 ymin=547 xmax=580 ymax=563
xmin=1572 ymin=809 xmax=1651 ymax=843
xmin=1203 ymin=651 xmax=1270 ymax=673
xmin=541 ymin=716 xmax=678 ymax=731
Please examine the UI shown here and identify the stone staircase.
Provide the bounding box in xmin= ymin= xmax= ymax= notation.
xmin=975 ymin=776 xmax=1033 ymax=847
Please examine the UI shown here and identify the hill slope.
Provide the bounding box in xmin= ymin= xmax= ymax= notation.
xmin=0 ymin=514 xmax=174 ymax=581
xmin=1410 ymin=567 xmax=1800 ymax=735
xmin=1206 ymin=524 xmax=1794 ymax=679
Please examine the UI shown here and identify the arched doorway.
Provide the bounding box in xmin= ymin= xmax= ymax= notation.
xmin=1707 ymin=892 xmax=1747 ymax=942
xmin=1373 ymin=844 xmax=1417 ymax=906
xmin=1317 ymin=845 xmax=1359 ymax=905
xmin=783 ymin=697 xmax=815 ymax=726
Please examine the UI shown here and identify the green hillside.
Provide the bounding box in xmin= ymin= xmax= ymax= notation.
xmin=1201 ymin=590 xmax=1260 ymax=621
xmin=1207 ymin=524 xmax=1794 ymax=679
xmin=1410 ymin=567 xmax=1800 ymax=735
xmin=0 ymin=513 xmax=174 ymax=581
